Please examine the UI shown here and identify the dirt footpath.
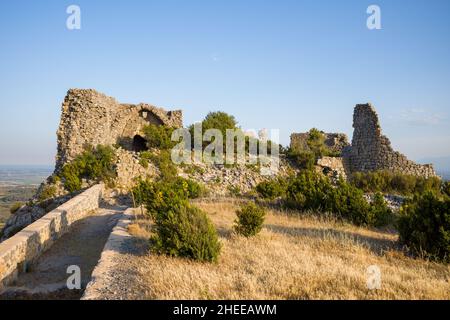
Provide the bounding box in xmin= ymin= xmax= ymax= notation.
xmin=0 ymin=204 xmax=125 ymax=300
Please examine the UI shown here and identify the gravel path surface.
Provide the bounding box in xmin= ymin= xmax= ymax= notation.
xmin=0 ymin=204 xmax=125 ymax=300
xmin=81 ymin=208 xmax=150 ymax=300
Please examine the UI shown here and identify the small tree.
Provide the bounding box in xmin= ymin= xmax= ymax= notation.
xmin=234 ymin=202 xmax=266 ymax=237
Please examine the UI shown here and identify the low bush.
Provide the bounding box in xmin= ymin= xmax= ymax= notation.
xmin=10 ymin=202 xmax=24 ymax=214
xmin=227 ymin=185 xmax=241 ymax=197
xmin=285 ymin=171 xmax=391 ymax=226
xmin=256 ymin=178 xmax=288 ymax=200
xmin=59 ymin=145 xmax=117 ymax=192
xmin=151 ymin=204 xmax=221 ymax=262
xmin=143 ymin=124 xmax=176 ymax=150
xmin=139 ymin=151 xmax=153 ymax=168
xmin=148 ymin=150 xmax=178 ymax=180
xmin=133 ymin=176 xmax=219 ymax=262
xmin=369 ymin=193 xmax=394 ymax=227
xmin=351 ymin=170 xmax=442 ymax=196
xmin=287 ymin=150 xmax=315 ymax=170
xmin=132 ymin=177 xmax=204 ymax=218
xmin=234 ymin=202 xmax=266 ymax=237
xmin=443 ymin=181 xmax=450 ymax=197
xmin=38 ymin=184 xmax=57 ymax=201
xmin=398 ymin=192 xmax=450 ymax=262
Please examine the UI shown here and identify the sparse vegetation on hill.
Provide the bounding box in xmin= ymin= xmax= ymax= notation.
xmin=59 ymin=145 xmax=117 ymax=192
xmin=256 ymin=171 xmax=392 ymax=227
xmin=350 ymin=170 xmax=442 ymax=196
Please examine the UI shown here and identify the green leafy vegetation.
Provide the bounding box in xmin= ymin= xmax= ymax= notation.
xmin=132 ymin=177 xmax=219 ymax=262
xmin=38 ymin=184 xmax=57 ymax=202
xmin=351 ymin=170 xmax=442 ymax=196
xmin=149 ymin=150 xmax=179 ymax=180
xmin=234 ymin=202 xmax=266 ymax=237
xmin=59 ymin=145 xmax=117 ymax=193
xmin=256 ymin=170 xmax=392 ymax=227
xmin=286 ymin=150 xmax=315 ymax=170
xmin=256 ymin=178 xmax=288 ymax=200
xmin=287 ymin=128 xmax=339 ymax=169
xmin=194 ymin=111 xmax=238 ymax=138
xmin=9 ymin=202 xmax=24 ymax=214
xmin=227 ymin=185 xmax=241 ymax=197
xmin=398 ymin=192 xmax=450 ymax=262
xmin=151 ymin=204 xmax=221 ymax=262
xmin=443 ymin=181 xmax=450 ymax=197
xmin=143 ymin=124 xmax=176 ymax=150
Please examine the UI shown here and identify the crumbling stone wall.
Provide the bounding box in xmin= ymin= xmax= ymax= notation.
xmin=290 ymin=132 xmax=349 ymax=154
xmin=345 ymin=103 xmax=436 ymax=178
xmin=55 ymin=89 xmax=182 ymax=172
xmin=317 ymin=156 xmax=347 ymax=180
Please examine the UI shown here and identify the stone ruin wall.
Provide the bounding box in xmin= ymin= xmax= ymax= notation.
xmin=345 ymin=103 xmax=436 ymax=178
xmin=55 ymin=89 xmax=182 ymax=173
xmin=290 ymin=132 xmax=350 ymax=154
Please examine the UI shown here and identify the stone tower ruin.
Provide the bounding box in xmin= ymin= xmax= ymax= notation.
xmin=345 ymin=103 xmax=436 ymax=178
xmin=55 ymin=89 xmax=182 ymax=172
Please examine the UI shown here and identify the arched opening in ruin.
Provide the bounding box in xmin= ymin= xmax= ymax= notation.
xmin=139 ymin=109 xmax=164 ymax=126
xmin=132 ymin=135 xmax=148 ymax=152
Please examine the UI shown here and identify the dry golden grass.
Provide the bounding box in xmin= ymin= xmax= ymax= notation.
xmin=126 ymin=199 xmax=450 ymax=300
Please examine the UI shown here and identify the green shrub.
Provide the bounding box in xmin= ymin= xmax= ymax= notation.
xmin=143 ymin=124 xmax=176 ymax=150
xmin=139 ymin=151 xmax=153 ymax=168
xmin=369 ymin=193 xmax=394 ymax=227
xmin=285 ymin=171 xmax=391 ymax=226
xmin=287 ymin=150 xmax=316 ymax=170
xmin=351 ymin=170 xmax=442 ymax=196
xmin=234 ymin=202 xmax=266 ymax=237
xmin=443 ymin=181 xmax=450 ymax=197
xmin=307 ymin=128 xmax=328 ymax=158
xmin=256 ymin=179 xmax=287 ymax=200
xmin=132 ymin=177 xmax=204 ymax=218
xmin=199 ymin=111 xmax=237 ymax=137
xmin=151 ymin=204 xmax=221 ymax=262
xmin=398 ymin=192 xmax=450 ymax=262
xmin=59 ymin=145 xmax=117 ymax=192
xmin=10 ymin=202 xmax=24 ymax=214
xmin=189 ymin=111 xmax=237 ymax=150
xmin=38 ymin=184 xmax=57 ymax=201
xmin=227 ymin=185 xmax=241 ymax=197
xmin=147 ymin=150 xmax=178 ymax=180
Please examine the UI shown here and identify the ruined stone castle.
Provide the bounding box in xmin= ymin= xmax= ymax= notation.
xmin=345 ymin=103 xmax=435 ymax=177
xmin=55 ymin=89 xmax=182 ymax=172
xmin=290 ymin=103 xmax=436 ymax=178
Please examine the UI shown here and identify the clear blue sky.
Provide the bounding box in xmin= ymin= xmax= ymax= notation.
xmin=0 ymin=0 xmax=449 ymax=168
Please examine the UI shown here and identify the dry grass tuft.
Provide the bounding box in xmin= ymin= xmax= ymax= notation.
xmin=123 ymin=200 xmax=450 ymax=300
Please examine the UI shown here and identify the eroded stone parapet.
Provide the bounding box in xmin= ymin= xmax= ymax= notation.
xmin=290 ymin=132 xmax=350 ymax=154
xmin=0 ymin=184 xmax=104 ymax=290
